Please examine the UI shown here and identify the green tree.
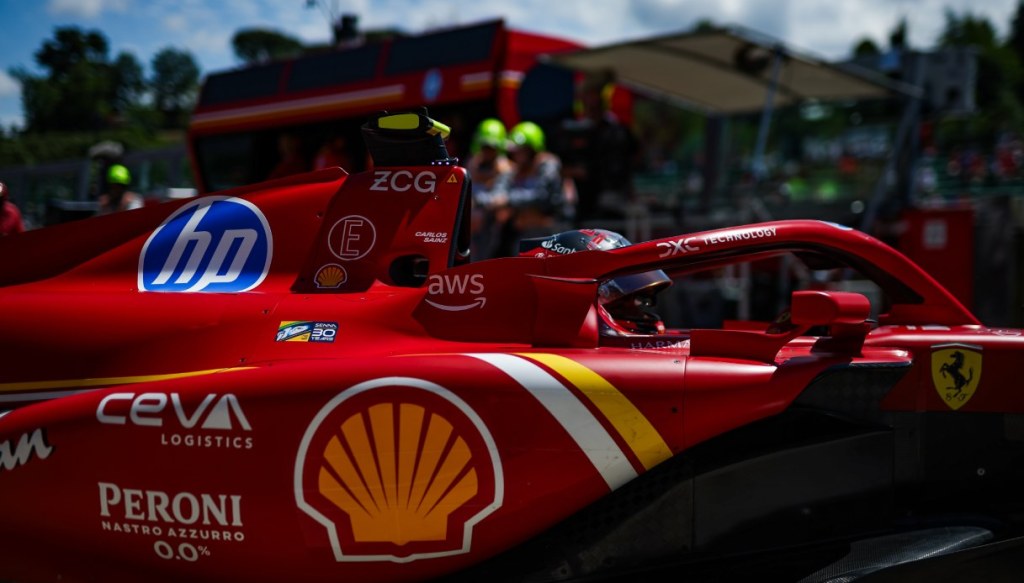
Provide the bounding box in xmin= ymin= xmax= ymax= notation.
xmin=939 ymin=9 xmax=998 ymax=47
xmin=231 ymin=28 xmax=303 ymax=64
xmin=692 ymin=19 xmax=718 ymax=33
xmin=9 ymin=26 xmax=150 ymax=132
xmin=36 ymin=27 xmax=108 ymax=78
xmin=150 ymin=47 xmax=200 ymax=128
xmin=852 ymin=38 xmax=881 ymax=58
xmin=11 ymin=26 xmax=115 ymax=131
xmin=111 ymin=52 xmax=145 ymax=114
xmin=1012 ymin=1 xmax=1024 ymax=58
xmin=1010 ymin=1 xmax=1024 ymax=98
xmin=889 ymin=18 xmax=908 ymax=50
xmin=938 ymin=9 xmax=1023 ymax=118
xmin=9 ymin=70 xmax=57 ymax=131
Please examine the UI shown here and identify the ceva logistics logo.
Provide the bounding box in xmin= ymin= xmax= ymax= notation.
xmin=139 ymin=196 xmax=273 ymax=292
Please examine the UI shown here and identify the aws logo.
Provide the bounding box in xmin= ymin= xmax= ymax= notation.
xmin=424 ymin=274 xmax=486 ymax=311
xmin=139 ymin=197 xmax=272 ymax=292
xmin=295 ymin=378 xmax=503 ymax=563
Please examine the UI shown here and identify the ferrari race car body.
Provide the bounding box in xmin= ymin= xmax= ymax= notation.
xmin=1 ymin=113 xmax=1023 ymax=582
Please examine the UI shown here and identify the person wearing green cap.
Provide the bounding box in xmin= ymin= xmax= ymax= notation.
xmin=467 ymin=118 xmax=513 ymax=259
xmin=467 ymin=118 xmax=512 ymax=205
xmin=495 ymin=121 xmax=570 ymax=257
xmin=97 ymin=164 xmax=143 ymax=215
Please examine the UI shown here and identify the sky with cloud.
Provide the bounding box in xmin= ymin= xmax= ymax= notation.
xmin=0 ymin=0 xmax=1019 ymax=130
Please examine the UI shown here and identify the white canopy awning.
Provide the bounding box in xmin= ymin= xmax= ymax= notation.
xmin=550 ymin=26 xmax=919 ymax=115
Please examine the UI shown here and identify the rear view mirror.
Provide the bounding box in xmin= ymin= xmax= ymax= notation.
xmin=689 ymin=290 xmax=873 ymax=362
xmin=791 ymin=290 xmax=871 ymax=355
xmin=790 ymin=290 xmax=870 ymax=327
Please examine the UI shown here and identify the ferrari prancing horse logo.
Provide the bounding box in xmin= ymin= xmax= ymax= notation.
xmin=931 ymin=344 xmax=982 ymax=410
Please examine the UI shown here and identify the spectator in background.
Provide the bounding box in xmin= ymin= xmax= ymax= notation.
xmin=97 ymin=165 xmax=143 ymax=215
xmin=558 ymin=75 xmax=637 ymax=224
xmin=466 ymin=118 xmax=513 ymax=259
xmin=0 ymin=182 xmax=25 ymax=236
xmin=314 ymin=132 xmax=355 ymax=172
xmin=268 ymin=133 xmax=308 ymax=180
xmin=496 ymin=121 xmax=568 ymax=256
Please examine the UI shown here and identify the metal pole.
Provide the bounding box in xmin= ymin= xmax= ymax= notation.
xmin=860 ymin=53 xmax=925 ymax=234
xmin=751 ymin=46 xmax=784 ymax=182
xmin=743 ymin=47 xmax=784 ymax=321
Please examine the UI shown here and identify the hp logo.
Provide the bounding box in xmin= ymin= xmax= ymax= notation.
xmin=139 ymin=196 xmax=273 ymax=292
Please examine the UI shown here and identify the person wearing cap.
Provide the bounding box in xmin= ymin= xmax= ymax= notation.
xmin=467 ymin=118 xmax=512 ymax=205
xmin=466 ymin=118 xmax=513 ymax=259
xmin=557 ymin=76 xmax=638 ymax=224
xmin=496 ymin=121 xmax=570 ymax=256
xmin=97 ymin=164 xmax=143 ymax=215
xmin=313 ymin=130 xmax=355 ymax=172
xmin=0 ymin=182 xmax=25 ymax=236
xmin=267 ymin=133 xmax=309 ymax=180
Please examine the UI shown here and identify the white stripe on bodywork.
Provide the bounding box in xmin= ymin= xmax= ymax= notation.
xmin=467 ymin=353 xmax=637 ymax=490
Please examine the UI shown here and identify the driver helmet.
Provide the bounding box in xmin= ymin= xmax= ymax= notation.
xmin=519 ymin=229 xmax=672 ymax=334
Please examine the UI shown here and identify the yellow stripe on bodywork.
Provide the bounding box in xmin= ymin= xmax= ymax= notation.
xmin=0 ymin=367 xmax=254 ymax=394
xmin=518 ymin=353 xmax=672 ymax=470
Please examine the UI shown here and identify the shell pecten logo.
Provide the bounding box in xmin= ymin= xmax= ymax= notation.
xmin=295 ymin=377 xmax=503 ymax=563
xmin=314 ymin=264 xmax=347 ymax=288
xmin=320 ymin=402 xmax=478 ymax=544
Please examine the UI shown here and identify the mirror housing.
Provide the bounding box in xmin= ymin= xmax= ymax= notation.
xmin=689 ymin=290 xmax=872 ymax=362
xmin=791 ymin=290 xmax=871 ymax=356
xmin=791 ymin=290 xmax=870 ymax=327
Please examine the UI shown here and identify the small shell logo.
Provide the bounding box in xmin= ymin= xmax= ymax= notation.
xmin=315 ymin=264 xmax=347 ymax=288
xmin=295 ymin=378 xmax=503 ymax=563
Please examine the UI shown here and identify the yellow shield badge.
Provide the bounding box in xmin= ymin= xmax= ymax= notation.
xmin=931 ymin=344 xmax=982 ymax=410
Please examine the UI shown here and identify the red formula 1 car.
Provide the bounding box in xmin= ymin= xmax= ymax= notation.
xmin=1 ymin=112 xmax=1023 ymax=583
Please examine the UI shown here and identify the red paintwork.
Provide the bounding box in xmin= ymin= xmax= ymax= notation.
xmin=0 ymin=160 xmax=1020 ymax=583
xmin=898 ymin=205 xmax=975 ymax=308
